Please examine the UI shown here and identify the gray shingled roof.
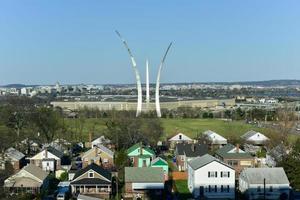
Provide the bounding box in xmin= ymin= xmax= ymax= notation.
xmin=241 ymin=130 xmax=257 ymax=139
xmin=215 ymin=144 xmax=253 ymax=159
xmin=176 ymin=143 xmax=208 ymax=157
xmin=125 ymin=167 xmax=164 ymax=183
xmin=5 ymin=147 xmax=25 ymax=161
xmin=188 ymin=154 xmax=233 ymax=170
xmin=241 ymin=168 xmax=289 ymax=184
xmin=23 ymin=164 xmax=49 ymax=181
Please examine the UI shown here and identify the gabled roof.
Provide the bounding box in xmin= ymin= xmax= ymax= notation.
xmin=241 ymin=130 xmax=258 ymax=139
xmin=188 ymin=154 xmax=233 ymax=170
xmin=82 ymin=145 xmax=114 ymax=159
xmin=168 ymin=133 xmax=192 ymax=142
xmin=240 ymin=168 xmax=289 ymax=185
xmin=203 ymin=130 xmax=227 ymax=144
xmin=125 ymin=167 xmax=164 ymax=183
xmin=176 ymin=143 xmax=208 ymax=157
xmin=127 ymin=143 xmax=155 ymax=155
xmin=23 ymin=164 xmax=49 ymax=181
xmin=151 ymin=157 xmax=168 ymax=166
xmin=97 ymin=144 xmax=114 ymax=157
xmin=72 ymin=163 xmax=111 ymax=181
xmin=46 ymin=146 xmax=64 ymax=158
xmin=5 ymin=147 xmax=25 ymax=161
xmin=215 ymin=144 xmax=253 ymax=159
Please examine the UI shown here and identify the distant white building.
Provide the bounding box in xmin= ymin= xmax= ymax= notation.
xmin=187 ymin=154 xmax=235 ymax=199
xmin=241 ymin=130 xmax=269 ymax=145
xmin=203 ymin=130 xmax=227 ymax=146
xmin=239 ymin=168 xmax=290 ymax=200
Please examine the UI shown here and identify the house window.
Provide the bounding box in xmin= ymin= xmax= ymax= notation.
xmin=269 ymin=186 xmax=273 ymax=192
xmin=179 ymin=135 xmax=182 ymax=140
xmin=221 ymin=171 xmax=230 ymax=177
xmin=214 ymin=185 xmax=217 ymax=192
xmin=228 ymin=160 xmax=238 ymax=166
xmin=221 ymin=185 xmax=224 ymax=192
xmin=208 ymin=171 xmax=217 ymax=177
xmin=208 ymin=185 xmax=211 ymax=192
xmin=227 ymin=185 xmax=230 ymax=192
xmin=88 ymin=172 xmax=94 ymax=178
xmin=257 ymin=186 xmax=261 ymax=192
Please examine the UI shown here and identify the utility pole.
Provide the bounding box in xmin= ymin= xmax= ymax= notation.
xmin=263 ymin=178 xmax=266 ymax=200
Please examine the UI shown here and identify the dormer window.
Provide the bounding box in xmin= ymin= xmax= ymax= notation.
xmin=88 ymin=171 xmax=94 ymax=178
xmin=179 ymin=135 xmax=182 ymax=140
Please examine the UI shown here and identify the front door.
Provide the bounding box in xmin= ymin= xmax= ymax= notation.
xmin=199 ymin=186 xmax=204 ymax=197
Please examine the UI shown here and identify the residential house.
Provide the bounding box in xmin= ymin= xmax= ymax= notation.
xmin=4 ymin=164 xmax=49 ymax=194
xmin=187 ymin=154 xmax=235 ymax=199
xmin=127 ymin=143 xmax=155 ymax=167
xmin=151 ymin=157 xmax=169 ymax=180
xmin=168 ymin=133 xmax=193 ymax=149
xmin=125 ymin=167 xmax=164 ymax=198
xmin=203 ymin=130 xmax=227 ymax=148
xmin=91 ymin=136 xmax=111 ymax=148
xmin=239 ymin=168 xmax=290 ymax=200
xmin=4 ymin=147 xmax=26 ymax=171
xmin=215 ymin=144 xmax=254 ymax=177
xmin=70 ymin=163 xmax=112 ymax=198
xmin=81 ymin=145 xmax=114 ymax=169
xmin=175 ymin=143 xmax=208 ymax=171
xmin=29 ymin=146 xmax=64 ymax=172
xmin=241 ymin=130 xmax=269 ymax=145
xmin=266 ymin=144 xmax=288 ymax=167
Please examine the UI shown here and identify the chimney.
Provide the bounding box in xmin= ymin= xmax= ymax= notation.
xmin=191 ymin=144 xmax=196 ymax=152
xmin=236 ymin=144 xmax=240 ymax=153
xmin=45 ymin=148 xmax=48 ymax=158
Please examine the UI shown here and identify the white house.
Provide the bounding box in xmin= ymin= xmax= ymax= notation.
xmin=29 ymin=147 xmax=63 ymax=172
xmin=169 ymin=133 xmax=193 ymax=143
xmin=187 ymin=154 xmax=235 ymax=199
xmin=239 ymin=168 xmax=290 ymax=200
xmin=241 ymin=130 xmax=269 ymax=145
xmin=203 ymin=130 xmax=227 ymax=146
xmin=168 ymin=133 xmax=193 ymax=148
xmin=91 ymin=136 xmax=111 ymax=148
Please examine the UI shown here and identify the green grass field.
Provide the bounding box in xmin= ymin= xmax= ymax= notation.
xmin=64 ymin=118 xmax=270 ymax=141
xmin=160 ymin=118 xmax=264 ymax=139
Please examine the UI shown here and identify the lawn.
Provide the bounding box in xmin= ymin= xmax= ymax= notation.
xmin=174 ymin=180 xmax=193 ymax=200
xmin=63 ymin=118 xmax=300 ymax=143
xmin=160 ymin=118 xmax=264 ymax=139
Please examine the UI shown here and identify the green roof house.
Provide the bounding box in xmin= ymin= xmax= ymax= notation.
xmin=151 ymin=157 xmax=169 ymax=180
xmin=127 ymin=143 xmax=155 ymax=167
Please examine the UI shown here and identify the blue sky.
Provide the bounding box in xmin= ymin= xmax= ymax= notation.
xmin=0 ymin=1 xmax=300 ymax=85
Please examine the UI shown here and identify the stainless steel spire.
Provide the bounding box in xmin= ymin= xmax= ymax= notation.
xmin=155 ymin=43 xmax=172 ymax=117
xmin=146 ymin=59 xmax=150 ymax=111
xmin=116 ymin=31 xmax=143 ymax=117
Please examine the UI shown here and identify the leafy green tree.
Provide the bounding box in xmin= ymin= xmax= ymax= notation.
xmin=32 ymin=107 xmax=64 ymax=143
xmin=279 ymin=139 xmax=300 ymax=189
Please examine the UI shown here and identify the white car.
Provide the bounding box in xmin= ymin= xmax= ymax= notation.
xmin=56 ymin=193 xmax=65 ymax=200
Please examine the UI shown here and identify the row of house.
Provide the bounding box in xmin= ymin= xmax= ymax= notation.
xmin=1 ymin=128 xmax=290 ymax=200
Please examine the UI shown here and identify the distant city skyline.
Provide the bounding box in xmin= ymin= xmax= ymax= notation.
xmin=1 ymin=1 xmax=300 ymax=85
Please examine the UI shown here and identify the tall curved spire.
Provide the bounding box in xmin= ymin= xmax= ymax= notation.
xmin=146 ymin=59 xmax=150 ymax=111
xmin=155 ymin=43 xmax=172 ymax=117
xmin=116 ymin=31 xmax=142 ymax=117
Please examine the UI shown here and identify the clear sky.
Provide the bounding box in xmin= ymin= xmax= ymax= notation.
xmin=0 ymin=1 xmax=300 ymax=85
